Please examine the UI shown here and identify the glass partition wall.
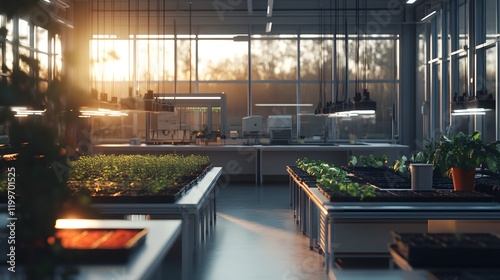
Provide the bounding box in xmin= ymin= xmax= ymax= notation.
xmin=417 ymin=0 xmax=500 ymax=142
xmin=87 ymin=1 xmax=401 ymax=144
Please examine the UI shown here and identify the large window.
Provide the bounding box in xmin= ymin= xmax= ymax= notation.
xmin=198 ymin=37 xmax=248 ymax=81
xmin=1 ymin=16 xmax=58 ymax=103
xmin=419 ymin=0 xmax=499 ymax=142
xmin=89 ymin=33 xmax=399 ymax=143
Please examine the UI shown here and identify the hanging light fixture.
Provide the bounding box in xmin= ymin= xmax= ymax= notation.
xmin=337 ymin=0 xmax=375 ymax=116
xmin=318 ymin=0 xmax=376 ymax=117
xmin=450 ymin=9 xmax=495 ymax=116
xmin=314 ymin=0 xmax=328 ymax=115
xmin=142 ymin=0 xmax=174 ymax=113
xmin=452 ymin=91 xmax=495 ymax=115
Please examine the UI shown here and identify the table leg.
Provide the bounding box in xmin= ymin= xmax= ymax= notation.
xmin=308 ymin=197 xmax=314 ymax=250
xmin=182 ymin=220 xmax=191 ymax=280
xmin=194 ymin=213 xmax=200 ymax=249
xmin=200 ymin=208 xmax=205 ymax=242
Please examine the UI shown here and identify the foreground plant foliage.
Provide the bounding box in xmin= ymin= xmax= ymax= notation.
xmin=296 ymin=157 xmax=377 ymax=199
xmin=68 ymin=154 xmax=211 ymax=195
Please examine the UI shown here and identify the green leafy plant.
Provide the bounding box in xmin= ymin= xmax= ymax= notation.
xmin=389 ymin=139 xmax=439 ymax=176
xmin=349 ymin=154 xmax=388 ymax=168
xmin=433 ymin=131 xmax=500 ymax=177
xmin=391 ymin=155 xmax=408 ymax=175
xmin=297 ymin=157 xmax=377 ymax=199
xmin=296 ymin=157 xmax=333 ymax=178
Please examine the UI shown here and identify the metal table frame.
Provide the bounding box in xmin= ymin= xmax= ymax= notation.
xmin=91 ymin=167 xmax=222 ymax=280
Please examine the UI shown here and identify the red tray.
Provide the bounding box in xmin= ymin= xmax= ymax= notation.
xmin=55 ymin=228 xmax=148 ymax=263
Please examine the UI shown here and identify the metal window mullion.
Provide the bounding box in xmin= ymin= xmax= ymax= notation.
xmin=450 ymin=0 xmax=459 ymax=130
xmin=424 ymin=22 xmax=431 ymax=138
xmin=248 ymin=27 xmax=252 ymax=116
xmin=297 ymin=36 xmax=301 ymax=139
xmin=430 ymin=18 xmax=438 ymax=138
xmin=497 ymin=0 xmax=500 ymax=140
xmin=474 ymin=0 xmax=486 ymax=135
xmin=195 ymin=36 xmax=199 ymax=93
xmin=441 ymin=4 xmax=450 ymax=134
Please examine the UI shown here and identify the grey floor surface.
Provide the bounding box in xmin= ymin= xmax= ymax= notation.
xmin=192 ymin=183 xmax=329 ymax=280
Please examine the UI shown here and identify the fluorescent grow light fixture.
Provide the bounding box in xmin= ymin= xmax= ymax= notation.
xmin=421 ymin=11 xmax=437 ymax=22
xmin=80 ymin=108 xmax=128 ymax=117
xmin=452 ymin=108 xmax=491 ymax=116
xmin=11 ymin=107 xmax=45 ymax=117
xmin=157 ymin=96 xmax=221 ymax=100
xmin=255 ymin=103 xmax=313 ymax=107
xmin=328 ymin=110 xmax=375 ymax=118
xmin=266 ymin=22 xmax=273 ymax=33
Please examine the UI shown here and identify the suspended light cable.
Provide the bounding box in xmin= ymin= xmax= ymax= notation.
xmin=147 ymin=0 xmax=151 ymax=91
xmin=128 ymin=0 xmax=132 ymax=96
xmin=333 ymin=0 xmax=339 ymax=104
xmin=354 ymin=0 xmax=360 ymax=100
xmin=163 ymin=0 xmax=167 ymax=93
xmin=111 ymin=0 xmax=115 ymax=102
xmin=158 ymin=0 xmax=161 ymax=93
xmin=363 ymin=0 xmax=368 ymax=92
xmin=189 ymin=1 xmax=192 ymax=94
xmin=318 ymin=0 xmax=324 ymax=110
xmin=101 ymin=0 xmax=105 ymax=99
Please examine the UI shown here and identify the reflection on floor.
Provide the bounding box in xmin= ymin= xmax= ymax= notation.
xmin=193 ymin=183 xmax=329 ymax=280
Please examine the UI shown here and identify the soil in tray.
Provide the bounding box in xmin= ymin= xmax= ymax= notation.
xmin=317 ymin=184 xmax=494 ymax=202
xmin=287 ymin=166 xmax=317 ymax=183
xmin=342 ymin=166 xmax=455 ymax=190
xmin=391 ymin=232 xmax=500 ymax=268
xmin=475 ymin=175 xmax=500 ymax=200
xmin=342 ymin=166 xmax=411 ymax=189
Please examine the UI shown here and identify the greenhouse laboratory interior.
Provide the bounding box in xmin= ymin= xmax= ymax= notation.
xmin=1 ymin=0 xmax=500 ymax=279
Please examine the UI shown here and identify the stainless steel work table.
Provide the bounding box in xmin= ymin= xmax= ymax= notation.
xmin=62 ymin=219 xmax=182 ymax=280
xmin=0 ymin=219 xmax=183 ymax=280
xmin=288 ymin=171 xmax=500 ymax=275
xmin=90 ymin=167 xmax=222 ymax=280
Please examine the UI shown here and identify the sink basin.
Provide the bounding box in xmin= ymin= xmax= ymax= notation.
xmin=298 ymin=142 xmax=367 ymax=146
xmin=337 ymin=142 xmax=368 ymax=145
xmin=297 ymin=142 xmax=338 ymax=146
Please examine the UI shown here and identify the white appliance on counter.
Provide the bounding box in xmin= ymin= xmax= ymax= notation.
xmin=267 ymin=115 xmax=292 ymax=144
xmin=242 ymin=115 xmax=263 ymax=136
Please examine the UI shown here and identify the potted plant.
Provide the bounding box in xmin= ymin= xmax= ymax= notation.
xmin=433 ymin=131 xmax=500 ymax=191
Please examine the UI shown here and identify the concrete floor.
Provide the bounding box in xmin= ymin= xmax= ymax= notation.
xmin=192 ymin=183 xmax=329 ymax=280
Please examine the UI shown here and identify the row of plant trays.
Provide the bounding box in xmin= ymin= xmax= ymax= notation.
xmin=69 ymin=163 xmax=214 ymax=204
xmin=1 ymin=154 xmax=214 ymax=204
xmin=288 ymin=165 xmax=456 ymax=190
xmin=288 ymin=165 xmax=497 ymax=202
xmin=390 ymin=232 xmax=500 ymax=268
